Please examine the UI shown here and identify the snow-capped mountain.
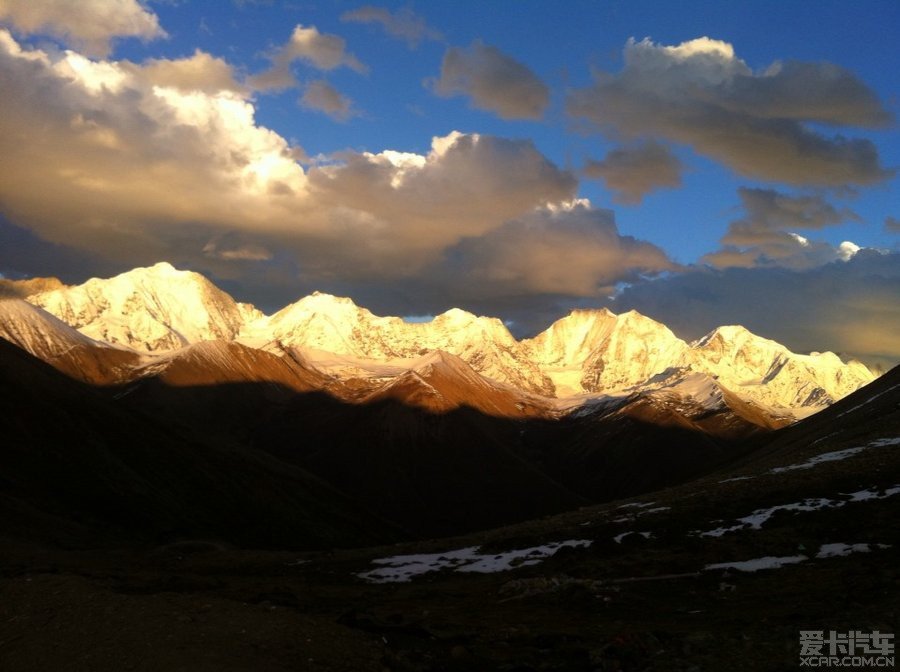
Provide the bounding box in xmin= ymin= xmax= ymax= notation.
xmin=243 ymin=293 xmax=552 ymax=395
xmin=27 ymin=262 xmax=258 ymax=351
xmin=362 ymin=350 xmax=548 ymax=417
xmin=0 ymin=299 xmax=140 ymax=384
xmin=526 ymin=308 xmax=876 ymax=413
xmin=525 ymin=309 xmax=691 ymax=396
xmin=132 ymin=339 xmax=330 ymax=393
xmin=689 ymin=326 xmax=875 ymax=411
xmin=4 ymin=263 xmax=877 ymax=419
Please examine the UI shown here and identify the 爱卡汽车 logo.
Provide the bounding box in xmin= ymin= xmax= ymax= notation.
xmin=800 ymin=630 xmax=894 ymax=667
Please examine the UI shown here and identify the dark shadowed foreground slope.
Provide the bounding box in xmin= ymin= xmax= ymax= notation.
xmin=0 ymin=338 xmax=397 ymax=549
xmin=1 ymin=332 xmax=897 ymax=670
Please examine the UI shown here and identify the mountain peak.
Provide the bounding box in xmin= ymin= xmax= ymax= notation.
xmin=297 ymin=292 xmax=360 ymax=309
xmin=309 ymin=290 xmax=354 ymax=302
xmin=434 ymin=307 xmax=480 ymax=323
xmin=27 ymin=263 xmax=248 ymax=351
xmin=566 ymin=307 xmax=617 ymax=320
xmin=694 ymin=324 xmax=783 ymax=354
xmin=146 ymin=261 xmax=178 ymax=274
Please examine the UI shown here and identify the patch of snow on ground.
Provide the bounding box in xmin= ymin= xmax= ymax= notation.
xmin=697 ymin=484 xmax=900 ymax=537
xmin=771 ymin=437 xmax=900 ymax=473
xmin=358 ymin=540 xmax=592 ymax=583
xmin=699 ymin=498 xmax=836 ymax=537
xmin=837 ymin=384 xmax=900 ymax=417
xmin=844 ymin=484 xmax=900 ymax=501
xmin=705 ymin=555 xmax=807 ymax=573
xmin=613 ymin=531 xmax=653 ymax=544
xmin=816 ymin=542 xmax=891 ymax=558
xmin=617 ymin=502 xmax=657 ymax=509
xmin=612 ymin=504 xmax=671 ymax=524
xmin=704 ymin=541 xmax=892 ymax=573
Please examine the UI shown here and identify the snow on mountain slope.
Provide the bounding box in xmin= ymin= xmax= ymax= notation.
xmin=244 ymin=294 xmax=553 ymax=395
xmin=524 ymin=309 xmax=618 ymax=396
xmin=527 ymin=309 xmax=874 ymax=412
xmin=28 ymin=263 xmax=247 ymax=352
xmin=525 ymin=309 xmax=691 ymax=395
xmin=363 ymin=350 xmax=549 ymax=417
xmin=689 ymin=326 xmax=875 ymax=411
xmin=12 ymin=263 xmax=875 ymax=415
xmin=0 ymin=299 xmax=140 ymax=384
xmin=581 ymin=311 xmax=692 ymax=393
xmin=618 ymin=370 xmax=793 ymax=436
xmin=133 ymin=340 xmax=330 ymax=392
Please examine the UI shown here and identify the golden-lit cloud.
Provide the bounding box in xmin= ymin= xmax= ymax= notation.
xmin=125 ymin=49 xmax=246 ymax=95
xmin=0 ymin=32 xmax=610 ymax=287
xmin=568 ymin=37 xmax=893 ymax=187
xmin=0 ymin=0 xmax=164 ymax=57
xmin=0 ymin=29 xmax=305 ymax=262
xmin=432 ymin=41 xmax=549 ymax=120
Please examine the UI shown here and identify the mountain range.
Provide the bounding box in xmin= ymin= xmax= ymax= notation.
xmin=0 ymin=262 xmax=876 ymax=430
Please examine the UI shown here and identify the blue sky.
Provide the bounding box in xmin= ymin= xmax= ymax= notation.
xmin=0 ymin=0 xmax=898 ymax=364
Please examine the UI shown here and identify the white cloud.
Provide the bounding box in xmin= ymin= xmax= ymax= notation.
xmin=568 ymin=36 xmax=893 ymax=187
xmin=0 ymin=0 xmax=165 ymax=57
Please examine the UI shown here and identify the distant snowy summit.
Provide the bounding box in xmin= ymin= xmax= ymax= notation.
xmin=1 ymin=262 xmax=876 ymax=416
